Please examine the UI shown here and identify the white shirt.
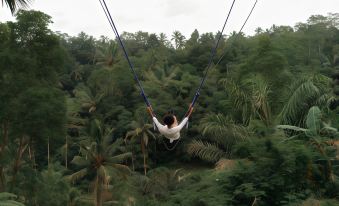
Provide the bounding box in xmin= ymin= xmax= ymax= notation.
xmin=152 ymin=117 xmax=189 ymax=143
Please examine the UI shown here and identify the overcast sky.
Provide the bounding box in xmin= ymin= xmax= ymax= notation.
xmin=0 ymin=0 xmax=338 ymax=39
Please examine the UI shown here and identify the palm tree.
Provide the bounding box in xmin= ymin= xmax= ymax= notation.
xmin=187 ymin=114 xmax=248 ymax=164
xmin=94 ymin=36 xmax=118 ymax=66
xmin=159 ymin=33 xmax=171 ymax=48
xmin=144 ymin=66 xmax=181 ymax=90
xmin=2 ymin=0 xmax=31 ymax=14
xmin=171 ymin=31 xmax=186 ymax=50
xmin=278 ymin=106 xmax=338 ymax=181
xmin=125 ymin=122 xmax=156 ymax=175
xmin=73 ymin=84 xmax=105 ymax=114
xmin=142 ymin=65 xmax=198 ymax=111
xmin=220 ymin=75 xmax=272 ymax=126
xmin=69 ymin=119 xmax=132 ymax=206
xmin=279 ymin=75 xmax=332 ymax=127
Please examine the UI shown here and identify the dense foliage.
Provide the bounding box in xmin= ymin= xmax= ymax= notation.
xmin=0 ymin=10 xmax=339 ymax=206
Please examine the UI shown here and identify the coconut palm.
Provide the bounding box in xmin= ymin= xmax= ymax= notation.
xmin=94 ymin=36 xmax=118 ymax=66
xmin=2 ymin=0 xmax=31 ymax=14
xmin=171 ymin=31 xmax=186 ymax=50
xmin=69 ymin=119 xmax=132 ymax=206
xmin=73 ymin=84 xmax=105 ymax=114
xmin=143 ymin=65 xmax=192 ymax=98
xmin=125 ymin=122 xmax=156 ymax=175
xmin=66 ymin=97 xmax=88 ymax=134
xmin=159 ymin=33 xmax=171 ymax=47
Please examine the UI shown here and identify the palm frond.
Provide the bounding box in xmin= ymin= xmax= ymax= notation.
xmin=245 ymin=76 xmax=272 ymax=124
xmin=279 ymin=78 xmax=321 ymax=126
xmin=66 ymin=97 xmax=87 ymax=129
xmin=106 ymin=138 xmax=125 ymax=155
xmin=74 ymin=84 xmax=94 ymax=103
xmin=221 ymin=78 xmax=251 ymax=111
xmin=315 ymin=93 xmax=332 ymax=108
xmin=187 ymin=139 xmax=226 ymax=162
xmin=306 ymin=106 xmax=322 ymax=136
xmin=71 ymin=156 xmax=90 ymax=167
xmin=105 ymin=152 xmax=132 ymax=164
xmin=74 ymin=194 xmax=95 ymax=204
xmin=125 ymin=129 xmax=140 ymax=139
xmin=97 ymin=165 xmax=111 ymax=186
xmin=221 ymin=74 xmax=274 ymax=125
xmin=67 ymin=168 xmax=88 ymax=184
xmin=0 ymin=200 xmax=25 ymax=206
xmin=200 ymin=114 xmax=248 ymax=148
xmin=111 ymin=164 xmax=131 ymax=176
xmin=78 ymin=143 xmax=97 ymax=161
xmin=3 ymin=0 xmax=31 ymax=14
xmin=276 ymin=125 xmax=307 ymax=132
xmin=0 ymin=193 xmax=17 ymax=200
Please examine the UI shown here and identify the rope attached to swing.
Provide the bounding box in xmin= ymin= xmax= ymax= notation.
xmin=213 ymin=0 xmax=258 ymax=69
xmin=98 ymin=0 xmax=152 ymax=108
xmin=164 ymin=0 xmax=237 ymax=151
xmin=186 ymin=0 xmax=236 ymax=114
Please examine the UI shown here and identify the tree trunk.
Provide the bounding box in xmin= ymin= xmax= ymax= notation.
xmin=0 ymin=166 xmax=5 ymax=192
xmin=48 ymin=137 xmax=50 ymax=169
xmin=0 ymin=121 xmax=9 ymax=191
xmin=318 ymin=44 xmax=321 ymax=58
xmin=314 ymin=141 xmax=334 ymax=181
xmin=0 ymin=121 xmax=9 ymax=158
xmin=143 ymin=153 xmax=147 ymax=176
xmin=2 ymin=121 xmax=9 ymax=147
xmin=11 ymin=136 xmax=26 ymax=190
xmin=96 ymin=176 xmax=103 ymax=206
xmin=131 ymin=154 xmax=135 ymax=171
xmin=141 ymin=140 xmax=147 ymax=175
xmin=65 ymin=136 xmax=68 ymax=169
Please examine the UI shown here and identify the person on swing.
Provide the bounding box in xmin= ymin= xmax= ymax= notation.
xmin=147 ymin=106 xmax=193 ymax=143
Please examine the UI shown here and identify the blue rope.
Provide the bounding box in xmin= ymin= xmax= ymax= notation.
xmin=189 ymin=0 xmax=236 ymax=109
xmin=99 ymin=0 xmax=151 ymax=107
xmin=214 ymin=0 xmax=258 ymax=67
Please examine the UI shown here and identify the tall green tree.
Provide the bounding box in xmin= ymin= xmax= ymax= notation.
xmin=125 ymin=122 xmax=156 ymax=175
xmin=171 ymin=31 xmax=186 ymax=50
xmin=69 ymin=119 xmax=131 ymax=206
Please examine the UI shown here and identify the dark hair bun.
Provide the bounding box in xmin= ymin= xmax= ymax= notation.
xmin=163 ymin=115 xmax=175 ymax=127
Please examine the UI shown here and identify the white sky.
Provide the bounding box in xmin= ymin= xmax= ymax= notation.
xmin=0 ymin=0 xmax=338 ymax=39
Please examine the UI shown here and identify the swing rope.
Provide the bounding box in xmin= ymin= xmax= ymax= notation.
xmin=162 ymin=0 xmax=237 ymax=151
xmin=161 ymin=0 xmax=258 ymax=151
xmin=213 ymin=0 xmax=258 ymax=69
xmin=186 ymin=0 xmax=236 ymax=112
xmin=98 ymin=0 xmax=152 ymax=108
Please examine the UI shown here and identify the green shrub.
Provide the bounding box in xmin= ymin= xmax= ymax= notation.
xmin=220 ymin=137 xmax=317 ymax=206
